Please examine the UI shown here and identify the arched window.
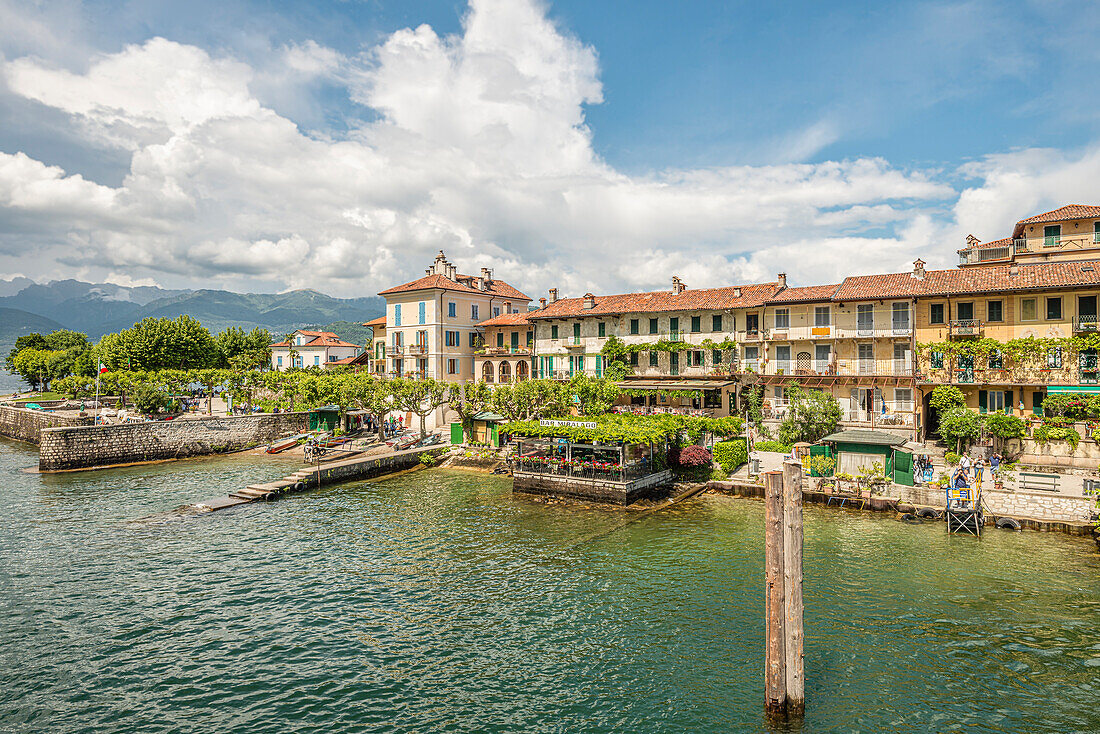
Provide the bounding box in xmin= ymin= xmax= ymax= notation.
xmin=482 ymin=361 xmax=495 ymax=383
xmin=499 ymin=361 xmax=512 ymax=383
xmin=516 ymin=361 xmax=529 ymax=381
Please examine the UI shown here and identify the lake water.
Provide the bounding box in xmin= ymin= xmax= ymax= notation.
xmin=2 ymin=436 xmax=1100 ymax=733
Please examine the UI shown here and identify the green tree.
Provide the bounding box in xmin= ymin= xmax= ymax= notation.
xmin=445 ymin=380 xmax=493 ymax=437
xmin=215 ymin=327 xmax=272 ymax=369
xmin=982 ymin=412 xmax=1025 ymax=452
xmin=131 ymin=382 xmax=170 ymax=415
xmin=777 ymin=384 xmax=842 ymax=444
xmin=568 ymin=374 xmax=621 ymax=415
xmin=938 ymin=407 xmax=983 ymax=453
xmin=44 ymin=329 xmax=91 ymax=352
xmin=391 ymin=377 xmax=448 ymax=437
xmin=5 ymin=333 xmax=48 ymax=374
xmin=491 ymin=379 xmax=571 ymax=421
xmin=341 ymin=375 xmax=396 ymax=441
xmin=929 ymin=385 xmax=966 ymax=414
xmin=98 ymin=316 xmax=217 ymax=371
xmin=10 ymin=348 xmax=54 ymax=390
xmin=600 ymin=335 xmax=634 ymax=381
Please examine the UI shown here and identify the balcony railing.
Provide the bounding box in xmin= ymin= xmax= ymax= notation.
xmin=949 ymin=320 xmax=982 ymax=338
xmin=847 ymin=410 xmax=914 ymax=427
xmin=1074 ymin=315 xmax=1099 ymax=333
xmin=955 ymin=367 xmax=975 ymax=383
xmin=959 ymin=245 xmax=1011 ymax=265
xmin=484 ymin=346 xmax=531 ymax=356
xmin=742 ymin=329 xmax=766 ymax=342
xmin=833 ymin=359 xmax=913 ymax=377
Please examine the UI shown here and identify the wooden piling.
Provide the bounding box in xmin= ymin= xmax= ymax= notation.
xmin=782 ymin=459 xmax=806 ymax=717
xmin=763 ymin=470 xmax=787 ymax=717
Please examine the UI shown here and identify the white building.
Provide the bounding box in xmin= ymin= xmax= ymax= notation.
xmin=270 ymin=330 xmax=362 ymax=371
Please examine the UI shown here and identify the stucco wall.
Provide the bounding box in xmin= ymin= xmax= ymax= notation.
xmin=39 ymin=412 xmax=309 ymax=471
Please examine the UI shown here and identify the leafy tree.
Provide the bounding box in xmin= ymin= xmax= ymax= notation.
xmin=341 ymin=375 xmax=396 ymax=441
xmin=10 ymin=348 xmax=54 ymax=390
xmin=44 ymin=329 xmax=91 ymax=352
xmin=194 ymin=369 xmax=230 ymax=414
xmin=983 ymin=412 xmax=1026 ymax=452
xmin=215 ymin=327 xmax=272 ymax=369
xmin=600 ymin=335 xmax=634 ymax=381
xmin=131 ymin=383 xmax=170 ymax=415
xmin=929 ymin=385 xmax=966 ymax=414
xmin=445 ymin=380 xmax=493 ymax=436
xmin=391 ymin=377 xmax=447 ymax=437
xmin=5 ymin=333 xmax=48 ymax=374
xmin=98 ymin=316 xmax=217 ymax=371
xmin=777 ymin=384 xmax=842 ymax=444
xmin=938 ymin=407 xmax=983 ymax=453
xmin=491 ymin=379 xmax=571 ymax=421
xmin=568 ymin=375 xmax=621 ymax=415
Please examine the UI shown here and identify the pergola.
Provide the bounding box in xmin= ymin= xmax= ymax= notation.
xmin=506 ymin=417 xmax=674 ymax=483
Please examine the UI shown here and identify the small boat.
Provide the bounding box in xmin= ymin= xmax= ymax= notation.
xmin=267 ymin=433 xmax=310 ymax=453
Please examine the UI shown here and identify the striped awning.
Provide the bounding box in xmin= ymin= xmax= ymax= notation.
xmin=1046 ymin=386 xmax=1100 ymax=394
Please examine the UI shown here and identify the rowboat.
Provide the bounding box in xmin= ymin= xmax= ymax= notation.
xmin=267 ymin=433 xmax=310 ymax=453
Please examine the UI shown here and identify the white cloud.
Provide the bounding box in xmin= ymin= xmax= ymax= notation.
xmin=1 ymin=0 xmax=1091 ymax=300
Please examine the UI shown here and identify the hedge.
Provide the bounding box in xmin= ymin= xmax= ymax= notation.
xmin=713 ymin=438 xmax=747 ymax=474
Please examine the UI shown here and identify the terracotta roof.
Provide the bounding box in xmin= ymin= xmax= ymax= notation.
xmin=476 ymin=311 xmax=533 ymax=327
xmin=528 ymin=282 xmax=778 ymax=319
xmin=363 ymin=316 xmax=386 ymax=327
xmin=766 ymin=284 xmax=840 ymax=304
xmin=271 ymin=330 xmax=361 ymax=349
xmin=957 ymin=237 xmax=1011 ymax=253
xmin=834 ymin=259 xmax=1100 ymax=300
xmin=378 ymin=273 xmax=531 ymax=301
xmin=1013 ymin=205 xmax=1100 ymax=237
xmin=328 ymin=352 xmax=371 ymax=366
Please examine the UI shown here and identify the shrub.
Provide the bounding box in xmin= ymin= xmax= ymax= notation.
xmin=713 ymin=439 xmax=747 ymax=474
xmin=808 ymin=454 xmax=836 ymax=477
xmin=754 ymin=440 xmax=793 ymax=454
xmin=709 ymin=466 xmax=729 ymax=481
xmin=929 ymin=385 xmax=966 ymax=414
xmin=945 ymin=451 xmax=960 ymax=465
xmin=938 ymin=407 xmax=982 ymax=452
xmin=1033 ymin=424 xmax=1081 ymax=450
xmin=131 ymin=383 xmax=169 ymax=415
xmin=676 ymin=445 xmax=713 ymax=467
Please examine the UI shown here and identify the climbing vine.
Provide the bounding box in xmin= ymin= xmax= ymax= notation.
xmin=918 ymin=334 xmax=1100 ymax=366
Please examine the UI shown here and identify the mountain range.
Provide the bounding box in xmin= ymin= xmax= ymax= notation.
xmin=0 ymin=278 xmax=386 ymax=356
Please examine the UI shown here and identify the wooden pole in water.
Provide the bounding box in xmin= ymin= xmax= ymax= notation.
xmin=782 ymin=459 xmax=806 ymax=718
xmin=763 ymin=470 xmax=787 ymax=717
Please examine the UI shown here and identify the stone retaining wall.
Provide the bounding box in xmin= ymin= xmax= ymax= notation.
xmin=513 ymin=469 xmax=673 ymax=504
xmin=0 ymin=404 xmax=93 ymax=444
xmin=39 ymin=412 xmax=309 ymax=471
xmin=983 ymin=489 xmax=1094 ymax=524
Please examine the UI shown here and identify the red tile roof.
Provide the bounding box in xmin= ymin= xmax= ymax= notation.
xmin=833 ymin=259 xmax=1100 ymax=300
xmin=476 ymin=311 xmax=533 ymax=327
xmin=378 ymin=273 xmax=531 ymax=301
xmin=957 ymin=236 xmax=1011 ymax=253
xmin=1013 ymin=205 xmax=1100 ymax=237
xmin=363 ymin=316 xmax=386 ymax=327
xmin=528 ymin=282 xmax=778 ymax=319
xmin=766 ymin=284 xmax=840 ymax=304
xmin=271 ymin=330 xmax=361 ymax=349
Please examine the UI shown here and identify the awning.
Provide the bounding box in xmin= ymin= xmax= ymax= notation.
xmin=1045 ymin=386 xmax=1100 ymax=394
xmin=821 ymin=429 xmax=907 ymax=447
xmin=616 ymin=380 xmax=734 ymax=390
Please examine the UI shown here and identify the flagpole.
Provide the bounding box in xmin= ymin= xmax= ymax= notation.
xmin=94 ymin=368 xmax=100 ymax=425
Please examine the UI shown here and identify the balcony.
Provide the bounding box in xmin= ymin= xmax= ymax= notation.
xmin=742 ymin=329 xmax=767 ymax=342
xmin=834 ymin=359 xmax=913 ymax=377
xmin=484 ymin=346 xmax=531 ymax=356
xmin=847 ymin=409 xmax=914 ymax=427
xmin=949 ymin=320 xmax=982 ymax=338
xmin=563 ymin=339 xmax=585 ymax=350
xmin=955 ymin=367 xmax=975 ymax=384
xmin=1074 ymin=315 xmax=1099 ymax=333
xmin=959 ymin=245 xmax=1011 ymax=265
xmin=665 ymin=332 xmax=685 ymax=343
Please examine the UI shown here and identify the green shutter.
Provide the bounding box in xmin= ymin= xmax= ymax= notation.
xmin=1033 ymin=390 xmax=1044 ymax=416
xmin=450 ymin=422 xmax=465 ymax=444
xmin=1004 ymin=390 xmax=1013 ymax=414
xmin=978 ymin=390 xmax=987 ymax=413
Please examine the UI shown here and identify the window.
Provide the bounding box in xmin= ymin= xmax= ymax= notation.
xmin=469 ymin=332 xmax=478 ymax=348
xmin=493 ymin=307 xmax=500 ymax=317
xmin=814 ymin=306 xmax=830 ymax=327
xmin=857 ymin=304 xmax=873 ymax=332
xmin=774 ymin=308 xmax=790 ymax=329
xmin=691 ymin=316 xmax=701 ymax=333
xmin=1044 ymin=224 xmax=1061 ymax=247
xmin=1095 ymin=222 xmax=1100 ymax=244
xmin=776 ymin=345 xmax=791 ymax=371
xmin=314 ymin=355 xmax=321 ymax=366
xmin=598 ymin=322 xmax=606 ymax=337
xmin=445 ymin=331 xmax=459 ymax=347
xmin=447 ymin=301 xmax=456 ymax=318
xmin=815 ymin=344 xmax=831 ymax=365
xmin=669 ymin=352 xmax=679 ymax=375
xmin=713 ymin=349 xmax=722 ymax=365
xmin=630 ymin=318 xmax=639 ymax=335
xmin=987 ymin=300 xmax=1003 ymax=322
xmin=891 ymin=302 xmax=910 ymax=331
xmin=471 ymin=304 xmax=479 ymax=320
xmin=929 ymin=303 xmax=945 ymax=324
xmin=649 ymin=351 xmax=658 ymax=367
xmin=670 ymin=317 xmax=680 ymax=334
xmin=988 ymin=350 xmax=1003 ymax=369
xmin=649 ymin=318 xmax=659 ymax=334
xmin=895 ymin=388 xmax=912 ymax=407
xmin=1047 ymin=348 xmax=1063 ymax=369
xmin=394 ymin=304 xmax=402 ymax=326
xmin=930 ymin=351 xmax=944 ymax=369
xmin=277 ymin=356 xmax=283 ymax=367
xmin=712 ymin=314 xmax=722 ymax=331
xmin=1047 ymin=297 xmax=1062 ymax=320
xmin=573 ymin=323 xmax=581 ymax=343
xmin=418 ymin=301 xmax=426 ymax=325
xmin=690 ymin=351 xmax=703 ymax=366
xmin=744 ymin=346 xmax=759 ymax=362
xmin=447 ymin=358 xmax=459 ymax=375
xmin=1021 ymin=298 xmax=1037 ymax=321
xmin=496 ymin=332 xmax=504 ymax=348
xmin=551 ymin=325 xmax=559 ymax=339
xmin=630 ymin=352 xmax=639 ymax=366
xmin=956 ymin=302 xmax=974 ymax=321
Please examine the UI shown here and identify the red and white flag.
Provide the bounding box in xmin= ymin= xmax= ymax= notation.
xmin=98 ymin=361 xmax=108 ymax=374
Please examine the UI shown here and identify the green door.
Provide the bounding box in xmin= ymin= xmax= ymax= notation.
xmin=808 ymin=444 xmax=833 ymax=476
xmin=450 ymin=422 xmax=464 ymax=445
xmin=893 ymin=450 xmax=913 ymax=486
xmin=490 ymin=424 xmax=500 ymax=447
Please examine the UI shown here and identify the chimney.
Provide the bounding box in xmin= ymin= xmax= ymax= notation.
xmin=539 ymin=297 xmax=547 ymax=308
xmin=777 ymin=272 xmax=787 ymax=289
xmin=549 ymin=288 xmax=559 ymax=303
xmin=425 ymin=268 xmax=432 ymax=276
xmin=446 ymin=263 xmax=457 ymax=280
xmin=433 ymin=250 xmax=446 ymax=274
xmin=734 ymin=287 xmax=742 ymax=298
xmin=583 ymin=293 xmax=596 ymax=309
xmin=671 ymin=276 xmax=686 ymax=295
xmin=503 ymin=300 xmax=512 ymax=314
xmin=477 ymin=276 xmax=487 ymax=291
xmin=480 ymin=267 xmax=493 ymax=284
xmin=912 ymin=258 xmax=926 ymax=280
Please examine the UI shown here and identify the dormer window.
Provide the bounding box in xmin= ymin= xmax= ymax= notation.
xmin=1044 ymin=224 xmax=1061 ymax=247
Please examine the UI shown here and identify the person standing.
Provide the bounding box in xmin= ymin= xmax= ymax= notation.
xmin=973 ymin=458 xmax=985 ymax=489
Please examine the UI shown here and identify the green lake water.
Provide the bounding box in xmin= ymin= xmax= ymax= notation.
xmin=2 ymin=436 xmax=1100 ymax=733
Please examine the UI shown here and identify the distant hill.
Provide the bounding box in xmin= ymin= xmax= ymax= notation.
xmin=0 ymin=280 xmax=385 ymax=340
xmin=321 ymin=321 xmax=375 ymax=346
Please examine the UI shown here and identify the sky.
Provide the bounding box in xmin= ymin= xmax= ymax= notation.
xmin=1 ymin=0 xmax=1100 ymax=299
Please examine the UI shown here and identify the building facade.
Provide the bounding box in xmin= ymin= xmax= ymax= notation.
xmin=473 ymin=311 xmax=534 ymax=383
xmin=270 ymin=330 xmax=362 ymax=371
xmin=363 ymin=316 xmax=387 ymax=377
xmin=377 ymin=251 xmax=532 ymax=382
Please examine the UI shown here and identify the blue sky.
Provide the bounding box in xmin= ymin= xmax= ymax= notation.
xmin=1 ymin=0 xmax=1099 ymax=297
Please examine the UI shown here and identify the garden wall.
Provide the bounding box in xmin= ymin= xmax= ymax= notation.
xmin=38 ymin=412 xmax=308 ymax=471
xmin=0 ymin=404 xmax=93 ymax=444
